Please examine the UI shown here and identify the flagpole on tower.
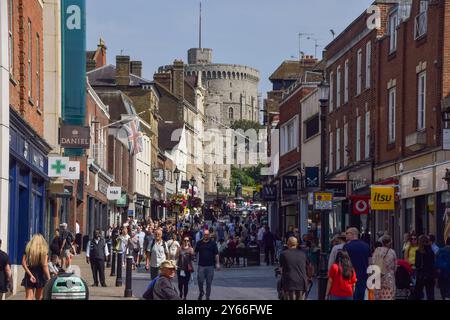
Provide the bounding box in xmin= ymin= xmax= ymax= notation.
xmin=199 ymin=1 xmax=202 ymax=49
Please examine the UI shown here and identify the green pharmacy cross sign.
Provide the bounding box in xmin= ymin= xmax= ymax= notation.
xmin=51 ymin=160 xmax=67 ymax=175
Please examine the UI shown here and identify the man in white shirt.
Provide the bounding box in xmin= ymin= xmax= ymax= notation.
xmin=86 ymin=229 xmax=110 ymax=287
xmin=150 ymin=229 xmax=168 ymax=280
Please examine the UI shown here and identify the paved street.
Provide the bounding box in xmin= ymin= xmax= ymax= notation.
xmin=132 ymin=256 xmax=318 ymax=300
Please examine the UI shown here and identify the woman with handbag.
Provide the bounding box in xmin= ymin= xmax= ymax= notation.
xmin=177 ymin=236 xmax=195 ymax=300
xmin=373 ymin=235 xmax=397 ymax=300
xmin=413 ymin=235 xmax=436 ymax=300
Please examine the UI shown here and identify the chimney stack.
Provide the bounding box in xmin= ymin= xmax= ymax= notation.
xmin=116 ymin=55 xmax=130 ymax=87
xmin=130 ymin=61 xmax=143 ymax=77
xmin=172 ymin=60 xmax=185 ymax=99
xmin=97 ymin=39 xmax=107 ymax=67
xmin=86 ymin=59 xmax=97 ymax=72
xmin=154 ymin=71 xmax=172 ymax=92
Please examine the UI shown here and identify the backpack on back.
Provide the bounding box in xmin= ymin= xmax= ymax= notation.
xmin=142 ymin=276 xmax=160 ymax=300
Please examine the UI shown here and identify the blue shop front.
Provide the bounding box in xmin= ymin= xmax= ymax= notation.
xmin=8 ymin=109 xmax=51 ymax=264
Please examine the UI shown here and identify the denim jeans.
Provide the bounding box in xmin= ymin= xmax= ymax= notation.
xmin=197 ymin=266 xmax=215 ymax=299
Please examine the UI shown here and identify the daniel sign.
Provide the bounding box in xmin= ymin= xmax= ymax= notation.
xmin=107 ymin=187 xmax=122 ymax=200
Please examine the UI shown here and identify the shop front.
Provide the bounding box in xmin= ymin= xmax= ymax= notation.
xmin=435 ymin=162 xmax=450 ymax=246
xmin=400 ymin=167 xmax=434 ymax=238
xmin=8 ymin=109 xmax=51 ymax=264
xmin=279 ymin=174 xmax=300 ymax=238
xmin=348 ymin=164 xmax=373 ymax=234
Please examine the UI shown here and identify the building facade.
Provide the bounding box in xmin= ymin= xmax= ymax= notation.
xmin=7 ymin=0 xmax=51 ymax=269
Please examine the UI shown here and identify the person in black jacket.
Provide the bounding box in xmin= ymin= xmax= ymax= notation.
xmin=86 ymin=229 xmax=109 ymax=287
xmin=49 ymin=229 xmax=61 ymax=257
xmin=414 ymin=235 xmax=435 ymax=300
xmin=153 ymin=260 xmax=180 ymax=300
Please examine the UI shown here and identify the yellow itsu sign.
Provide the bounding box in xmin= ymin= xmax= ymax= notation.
xmin=371 ymin=186 xmax=395 ymax=210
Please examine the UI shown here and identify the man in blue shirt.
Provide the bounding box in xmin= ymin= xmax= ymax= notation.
xmin=343 ymin=227 xmax=371 ymax=300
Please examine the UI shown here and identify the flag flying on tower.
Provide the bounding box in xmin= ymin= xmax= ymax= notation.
xmin=123 ymin=117 xmax=143 ymax=155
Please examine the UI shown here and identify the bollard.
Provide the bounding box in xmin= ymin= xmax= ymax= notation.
xmin=106 ymin=240 xmax=112 ymax=268
xmin=124 ymin=255 xmax=133 ymax=297
xmin=110 ymin=249 xmax=116 ymax=277
xmin=317 ymin=252 xmax=328 ymax=300
xmin=116 ymin=251 xmax=123 ymax=287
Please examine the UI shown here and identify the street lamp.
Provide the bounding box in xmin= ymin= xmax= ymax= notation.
xmin=174 ymin=167 xmax=180 ymax=232
xmin=216 ymin=177 xmax=221 ymax=220
xmin=190 ymin=176 xmax=196 ymax=214
xmin=318 ymin=78 xmax=330 ymax=301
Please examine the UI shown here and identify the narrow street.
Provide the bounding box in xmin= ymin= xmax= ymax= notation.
xmin=132 ymin=256 xmax=318 ymax=300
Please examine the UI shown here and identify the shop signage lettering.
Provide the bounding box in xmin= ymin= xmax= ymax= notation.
xmin=371 ymin=186 xmax=395 ymax=210
xmin=60 ymin=125 xmax=90 ymax=148
xmin=262 ymin=185 xmax=277 ymax=202
xmin=314 ymin=192 xmax=333 ymax=210
xmin=107 ymin=186 xmax=121 ymax=200
xmin=282 ymin=176 xmax=298 ymax=195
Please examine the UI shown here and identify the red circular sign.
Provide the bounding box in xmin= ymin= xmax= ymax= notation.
xmin=355 ymin=199 xmax=368 ymax=214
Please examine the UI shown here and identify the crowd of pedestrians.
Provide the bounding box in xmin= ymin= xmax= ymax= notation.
xmin=324 ymin=228 xmax=450 ymax=300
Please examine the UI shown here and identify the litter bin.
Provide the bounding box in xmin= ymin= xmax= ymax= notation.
xmin=43 ymin=273 xmax=89 ymax=300
xmin=246 ymin=245 xmax=260 ymax=266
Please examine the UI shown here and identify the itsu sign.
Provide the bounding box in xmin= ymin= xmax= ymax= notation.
xmin=107 ymin=187 xmax=122 ymax=201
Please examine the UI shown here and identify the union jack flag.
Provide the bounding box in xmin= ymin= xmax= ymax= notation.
xmin=123 ymin=117 xmax=143 ymax=155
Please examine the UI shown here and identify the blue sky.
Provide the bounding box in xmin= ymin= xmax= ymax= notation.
xmin=87 ymin=0 xmax=373 ymax=97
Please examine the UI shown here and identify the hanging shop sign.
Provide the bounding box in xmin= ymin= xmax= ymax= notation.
xmin=282 ymin=176 xmax=298 ymax=195
xmin=181 ymin=181 xmax=190 ymax=189
xmin=65 ymin=161 xmax=80 ymax=180
xmin=262 ymin=185 xmax=277 ymax=202
xmin=370 ymin=186 xmax=395 ymax=210
xmin=305 ymin=167 xmax=319 ymax=188
xmin=116 ymin=194 xmax=127 ymax=207
xmin=350 ymin=195 xmax=370 ymax=215
xmin=314 ymin=192 xmax=333 ymax=210
xmin=107 ymin=186 xmax=122 ymax=200
xmin=60 ymin=125 xmax=90 ymax=149
xmin=48 ymin=157 xmax=70 ymax=177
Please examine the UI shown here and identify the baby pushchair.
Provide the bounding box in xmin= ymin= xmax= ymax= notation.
xmin=275 ymin=267 xmax=313 ymax=300
xmin=395 ymin=259 xmax=414 ymax=300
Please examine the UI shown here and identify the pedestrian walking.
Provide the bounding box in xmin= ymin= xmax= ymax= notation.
xmin=279 ymin=237 xmax=312 ymax=300
xmin=195 ymin=229 xmax=220 ymax=300
xmin=149 ymin=229 xmax=169 ymax=280
xmin=372 ymin=235 xmax=397 ymax=300
xmin=86 ymin=229 xmax=109 ymax=287
xmin=21 ymin=234 xmax=51 ymax=300
xmin=0 ymin=239 xmax=12 ymax=301
xmin=435 ymin=237 xmax=450 ymax=300
xmin=404 ymin=233 xmax=419 ymax=267
xmin=167 ymin=233 xmax=181 ymax=261
xmin=262 ymin=226 xmax=276 ymax=266
xmin=343 ymin=227 xmax=371 ymax=300
xmin=49 ymin=229 xmax=61 ymax=258
xmin=152 ymin=260 xmax=180 ymax=300
xmin=413 ymin=235 xmax=435 ymax=300
xmin=177 ymin=236 xmax=195 ymax=300
xmin=118 ymin=226 xmax=130 ymax=267
xmin=136 ymin=226 xmax=146 ymax=268
xmin=429 ymin=234 xmax=440 ymax=255
xmin=326 ymin=250 xmax=357 ymax=300
xmin=144 ymin=226 xmax=155 ymax=271
xmin=128 ymin=232 xmax=140 ymax=270
xmin=59 ymin=223 xmax=75 ymax=271
xmin=328 ymin=233 xmax=347 ymax=271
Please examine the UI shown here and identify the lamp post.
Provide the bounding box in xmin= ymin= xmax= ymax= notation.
xmin=216 ymin=177 xmax=221 ymax=220
xmin=190 ymin=176 xmax=196 ymax=218
xmin=318 ymin=78 xmax=330 ymax=301
xmin=174 ymin=167 xmax=180 ymax=232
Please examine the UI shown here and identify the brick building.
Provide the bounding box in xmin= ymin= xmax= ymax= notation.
xmin=323 ymin=0 xmax=450 ymax=250
xmin=7 ymin=0 xmax=51 ymax=265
